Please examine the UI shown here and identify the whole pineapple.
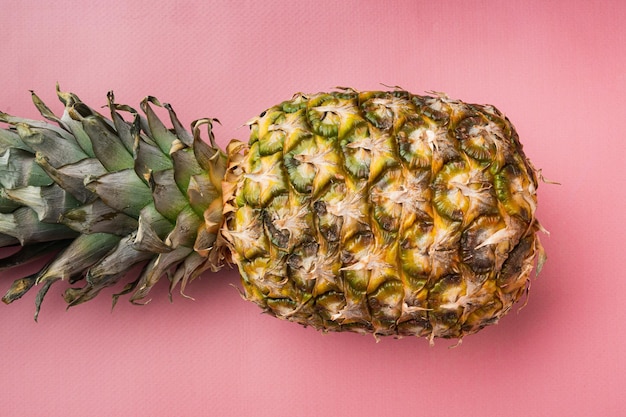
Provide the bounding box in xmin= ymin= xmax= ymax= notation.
xmin=0 ymin=87 xmax=545 ymax=341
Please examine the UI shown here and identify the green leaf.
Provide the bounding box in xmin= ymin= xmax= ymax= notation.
xmin=171 ymin=144 xmax=204 ymax=191
xmin=61 ymin=199 xmax=139 ymax=236
xmin=0 ymin=207 xmax=78 ymax=245
xmin=2 ymin=273 xmax=37 ymax=304
xmin=149 ymin=169 xmax=187 ymax=221
xmin=36 ymin=232 xmax=121 ymax=283
xmin=35 ymin=155 xmax=107 ymax=203
xmin=0 ymin=110 xmax=76 ymax=144
xmin=0 ymin=148 xmax=52 ymax=188
xmin=164 ymin=206 xmax=201 ymax=249
xmin=16 ymin=123 xmax=88 ymax=168
xmin=64 ymin=234 xmax=154 ymax=307
xmin=79 ymin=113 xmax=135 ymax=172
xmin=4 ymin=184 xmax=80 ymax=222
xmin=106 ymin=91 xmax=135 ymax=152
xmin=134 ymin=203 xmax=174 ymax=253
xmin=133 ymin=135 xmax=173 ymax=180
xmin=86 ymin=169 xmax=152 ymax=218
xmin=0 ymin=189 xmax=21 ymax=213
xmin=141 ymin=97 xmax=178 ymax=154
xmin=0 ymin=240 xmax=71 ymax=271
xmin=129 ymin=245 xmax=192 ymax=303
xmin=0 ymin=125 xmax=32 ymax=153
xmin=164 ymin=103 xmax=193 ymax=146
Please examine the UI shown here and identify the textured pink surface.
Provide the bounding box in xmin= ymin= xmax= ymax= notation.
xmin=1 ymin=1 xmax=625 ymax=416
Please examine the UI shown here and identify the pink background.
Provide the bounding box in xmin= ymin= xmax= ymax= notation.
xmin=1 ymin=1 xmax=625 ymax=416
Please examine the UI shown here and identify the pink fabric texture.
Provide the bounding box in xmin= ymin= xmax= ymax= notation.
xmin=1 ymin=1 xmax=624 ymax=416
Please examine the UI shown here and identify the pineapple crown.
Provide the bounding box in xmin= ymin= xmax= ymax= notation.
xmin=0 ymin=85 xmax=228 ymax=318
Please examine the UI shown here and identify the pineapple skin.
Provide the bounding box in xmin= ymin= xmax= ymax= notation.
xmin=222 ymin=90 xmax=544 ymax=340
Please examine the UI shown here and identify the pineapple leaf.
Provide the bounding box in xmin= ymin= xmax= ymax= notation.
xmin=141 ymin=97 xmax=178 ymax=154
xmin=61 ymin=199 xmax=139 ymax=236
xmin=0 ymin=207 xmax=78 ymax=245
xmin=85 ymin=169 xmax=152 ymax=218
xmin=129 ymin=245 xmax=192 ymax=304
xmin=79 ymin=113 xmax=136 ymax=172
xmin=0 ymin=148 xmax=52 ymax=188
xmin=15 ymin=124 xmax=88 ymax=168
xmin=0 ymin=240 xmax=71 ymax=272
xmin=148 ymin=169 xmax=188 ymax=221
xmin=35 ymin=232 xmax=122 ymax=284
xmin=2 ymin=273 xmax=37 ymax=304
xmin=4 ymin=184 xmax=80 ymax=222
xmin=35 ymin=155 xmax=107 ymax=204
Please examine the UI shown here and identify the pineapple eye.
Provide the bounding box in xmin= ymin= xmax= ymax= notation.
xmin=306 ymin=93 xmax=358 ymax=138
xmin=314 ymin=196 xmax=341 ymax=243
xmin=281 ymin=93 xmax=308 ymax=113
xmin=455 ymin=115 xmax=498 ymax=161
xmin=428 ymin=274 xmax=465 ymax=330
xmin=343 ymin=147 xmax=371 ymax=179
xmin=416 ymin=97 xmax=450 ymax=124
xmin=259 ymin=128 xmax=285 ymax=156
xmin=370 ymin=169 xmax=407 ymax=233
xmin=432 ymin=161 xmax=471 ymax=221
xmin=498 ymin=235 xmax=534 ymax=288
xmin=362 ymin=98 xmax=395 ymax=130
xmin=284 ymin=137 xmax=318 ymax=194
xmin=266 ymin=297 xmax=299 ymax=318
xmin=494 ymin=164 xmax=535 ymax=222
xmin=283 ymin=156 xmax=315 ymax=194
xmin=460 ymin=215 xmax=503 ymax=274
xmin=315 ymin=291 xmax=346 ymax=322
xmin=360 ymin=93 xmax=415 ymax=132
xmin=241 ymin=149 xmax=287 ymax=207
xmin=342 ymin=122 xmax=372 ymax=179
xmin=262 ymin=210 xmax=290 ymax=249
xmin=307 ymin=95 xmax=342 ymax=137
xmin=230 ymin=206 xmax=268 ymax=260
xmin=397 ymin=120 xmax=434 ymax=169
xmin=399 ymin=221 xmax=434 ymax=278
xmin=255 ymin=110 xmax=287 ymax=155
xmin=367 ymin=279 xmax=404 ymax=322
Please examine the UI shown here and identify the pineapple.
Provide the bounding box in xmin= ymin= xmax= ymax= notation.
xmin=0 ymin=87 xmax=545 ymax=341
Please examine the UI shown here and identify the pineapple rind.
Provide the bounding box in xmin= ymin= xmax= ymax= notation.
xmin=223 ymin=90 xmax=543 ymax=340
